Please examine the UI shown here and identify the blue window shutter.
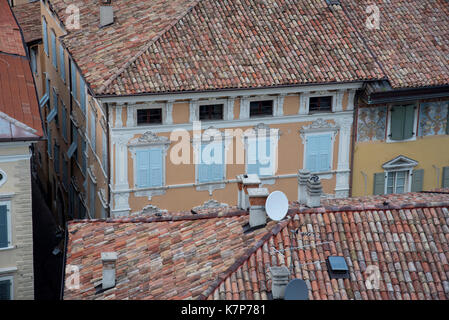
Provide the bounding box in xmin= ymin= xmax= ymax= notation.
xmin=149 ymin=149 xmax=163 ymax=187
xmin=0 ymin=205 xmax=8 ymax=248
xmin=318 ymin=134 xmax=332 ymax=172
xmin=71 ymin=61 xmax=77 ymax=99
xmin=80 ymin=77 xmax=86 ymax=113
xmin=212 ymin=144 xmax=225 ymax=181
xmin=51 ymin=31 xmax=57 ymax=68
xmin=247 ymin=139 xmax=259 ymax=175
xmin=136 ymin=150 xmax=150 ymax=188
xmin=0 ymin=279 xmax=11 ymax=300
xmin=403 ymin=105 xmax=415 ymax=139
xmin=43 ymin=19 xmax=48 ymax=55
xmin=306 ymin=136 xmax=318 ymax=172
xmin=59 ymin=44 xmax=65 ymax=81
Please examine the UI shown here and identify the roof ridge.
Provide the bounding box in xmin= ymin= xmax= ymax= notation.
xmin=69 ymin=208 xmax=247 ymax=224
xmin=97 ymin=0 xmax=203 ymax=95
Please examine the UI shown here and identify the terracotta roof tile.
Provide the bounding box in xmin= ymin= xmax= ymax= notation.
xmin=12 ymin=1 xmax=41 ymax=44
xmin=0 ymin=0 xmax=26 ymax=55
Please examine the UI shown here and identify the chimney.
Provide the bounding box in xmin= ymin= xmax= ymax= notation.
xmin=100 ymin=2 xmax=114 ymax=27
xmin=236 ymin=174 xmax=261 ymax=210
xmin=297 ymin=169 xmax=310 ymax=205
xmin=306 ymin=175 xmax=322 ymax=208
xmin=270 ymin=266 xmax=290 ymax=299
xmin=101 ymin=252 xmax=117 ymax=290
xmin=247 ymin=187 xmax=269 ymax=228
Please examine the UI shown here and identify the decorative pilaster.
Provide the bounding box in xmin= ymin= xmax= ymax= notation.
xmin=334 ymin=117 xmax=353 ymax=198
xmin=165 ymin=100 xmax=174 ymax=124
xmin=299 ymin=92 xmax=310 ymax=115
xmin=126 ymin=104 xmax=134 ymax=127
xmin=239 ymin=96 xmax=250 ymax=119
xmin=225 ymin=98 xmax=235 ymax=120
xmin=189 ymin=99 xmax=199 ymax=122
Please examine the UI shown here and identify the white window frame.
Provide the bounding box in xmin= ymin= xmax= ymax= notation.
xmin=244 ymin=133 xmax=279 ymax=178
xmin=133 ymin=103 xmax=166 ymax=127
xmin=132 ymin=146 xmax=167 ymax=190
xmin=386 ymin=103 xmax=419 ymax=143
xmin=382 ymin=155 xmax=418 ymax=194
xmin=194 ymin=140 xmax=227 ymax=185
xmin=0 ymin=201 xmax=12 ymax=250
xmin=248 ymin=96 xmax=275 ymax=119
xmin=384 ymin=169 xmax=412 ymax=195
xmin=0 ymin=275 xmax=14 ymax=300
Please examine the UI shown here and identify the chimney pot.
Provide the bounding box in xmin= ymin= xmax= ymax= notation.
xmin=247 ymin=187 xmax=269 ymax=228
xmin=298 ymin=169 xmax=311 ymax=205
xmin=270 ymin=266 xmax=290 ymax=299
xmin=306 ymin=175 xmax=322 ymax=208
xmin=236 ymin=174 xmax=261 ymax=210
xmin=101 ymin=252 xmax=117 ymax=290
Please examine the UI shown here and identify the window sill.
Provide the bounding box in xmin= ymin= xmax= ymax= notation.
xmin=386 ymin=136 xmax=417 ymax=143
xmin=0 ymin=246 xmax=15 ymax=252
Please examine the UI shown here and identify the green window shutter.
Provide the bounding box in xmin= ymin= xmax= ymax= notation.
xmin=390 ymin=106 xmax=405 ymax=140
xmin=373 ymin=173 xmax=386 ymax=195
xmin=402 ymin=105 xmax=415 ymax=139
xmin=411 ymin=169 xmax=424 ymax=192
xmin=442 ymin=167 xmax=449 ymax=188
xmin=0 ymin=279 xmax=11 ymax=300
xmin=0 ymin=205 xmax=8 ymax=248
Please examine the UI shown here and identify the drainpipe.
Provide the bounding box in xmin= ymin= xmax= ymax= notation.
xmin=348 ymin=89 xmax=361 ymax=197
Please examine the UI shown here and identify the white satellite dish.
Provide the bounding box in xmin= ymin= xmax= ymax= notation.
xmin=265 ymin=191 xmax=288 ymax=221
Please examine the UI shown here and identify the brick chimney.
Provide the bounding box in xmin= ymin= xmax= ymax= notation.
xmin=270 ymin=266 xmax=290 ymax=299
xmin=236 ymin=174 xmax=261 ymax=210
xmin=247 ymin=187 xmax=269 ymax=228
xmin=306 ymin=175 xmax=322 ymax=208
xmin=298 ymin=169 xmax=310 ymax=205
xmin=101 ymin=252 xmax=117 ymax=290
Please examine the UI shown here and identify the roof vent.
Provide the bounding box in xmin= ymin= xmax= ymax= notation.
xmin=326 ymin=256 xmax=349 ymax=279
xmin=326 ymin=0 xmax=341 ymax=6
xmin=101 ymin=252 xmax=117 ymax=290
xmin=100 ymin=6 xmax=114 ymax=27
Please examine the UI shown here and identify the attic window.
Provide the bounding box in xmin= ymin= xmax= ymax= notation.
xmin=309 ymin=96 xmax=332 ymax=113
xmin=326 ymin=256 xmax=349 ymax=279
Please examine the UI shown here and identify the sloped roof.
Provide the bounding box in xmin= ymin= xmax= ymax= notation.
xmin=64 ymin=191 xmax=449 ymax=300
xmin=0 ymin=0 xmax=42 ymax=140
xmin=12 ymin=1 xmax=42 ymax=44
xmin=342 ymin=0 xmax=449 ymax=89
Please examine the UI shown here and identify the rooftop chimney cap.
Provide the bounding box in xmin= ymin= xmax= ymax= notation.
xmin=100 ymin=6 xmax=114 ymax=27
xmin=101 ymin=252 xmax=117 ymax=262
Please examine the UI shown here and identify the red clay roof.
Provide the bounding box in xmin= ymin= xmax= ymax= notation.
xmin=0 ymin=0 xmax=42 ymax=140
xmin=12 ymin=1 xmax=42 ymax=44
xmin=342 ymin=0 xmax=449 ymax=89
xmin=64 ymin=191 xmax=449 ymax=300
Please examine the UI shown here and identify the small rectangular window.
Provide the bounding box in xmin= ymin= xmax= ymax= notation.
xmin=309 ymin=96 xmax=332 ymax=113
xmin=137 ymin=108 xmax=162 ymax=125
xmin=199 ymin=104 xmax=223 ymax=121
xmin=42 ymin=18 xmax=48 ymax=56
xmin=30 ymin=47 xmax=37 ymax=74
xmin=51 ymin=30 xmax=57 ymax=69
xmin=0 ymin=204 xmax=10 ymax=249
xmin=250 ymin=100 xmax=273 ymax=117
xmin=386 ymin=170 xmax=408 ymax=194
xmin=0 ymin=277 xmax=12 ymax=300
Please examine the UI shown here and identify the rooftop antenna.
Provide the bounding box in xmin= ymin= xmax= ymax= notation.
xmin=265 ymin=191 xmax=288 ymax=221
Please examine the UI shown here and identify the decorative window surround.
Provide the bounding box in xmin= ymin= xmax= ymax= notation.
xmin=129 ymin=131 xmax=171 ymax=200
xmin=382 ymin=155 xmax=418 ymax=194
xmin=386 ymin=104 xmax=419 ymax=143
xmin=126 ymin=102 xmax=172 ymax=127
xmin=193 ymin=199 xmax=229 ymax=211
xmin=190 ymin=98 xmax=235 ymax=122
xmin=135 ymin=204 xmax=167 ymax=216
xmin=0 ymin=200 xmax=12 ymax=249
xmin=0 ymin=169 xmax=7 ymax=188
xmin=239 ymin=95 xmax=284 ymax=120
xmin=299 ymin=90 xmax=344 ymax=114
xmin=300 ymin=118 xmax=339 ymax=180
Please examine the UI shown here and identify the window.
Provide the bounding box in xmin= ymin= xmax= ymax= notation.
xmin=62 ymin=105 xmax=68 ymax=142
xmin=197 ymin=142 xmax=225 ymax=183
xmin=51 ymin=30 xmax=57 ymax=69
xmin=386 ymin=171 xmax=408 ymax=194
xmin=443 ymin=167 xmax=449 ymax=188
xmin=135 ymin=148 xmax=164 ymax=188
xmin=39 ymin=76 xmax=50 ymax=108
xmin=305 ymin=134 xmax=332 ymax=172
xmin=62 ymin=160 xmax=68 ymax=190
xmin=71 ymin=60 xmax=77 ymax=100
xmin=309 ymin=96 xmax=332 ymax=113
xmin=247 ymin=136 xmax=277 ymax=177
xmin=137 ymin=108 xmax=162 ymax=125
xmin=80 ymin=77 xmax=86 ymax=113
xmin=102 ymin=128 xmax=108 ymax=173
xmin=90 ymin=110 xmax=96 ymax=153
xmin=54 ymin=143 xmax=60 ymax=174
xmin=67 ymin=125 xmax=78 ymax=160
xmin=0 ymin=277 xmax=13 ymax=300
xmin=81 ymin=138 xmax=87 ymax=175
xmin=47 ymin=128 xmax=52 ymax=157
xmin=250 ymin=100 xmax=273 ymax=118
xmin=199 ymin=104 xmax=223 ymax=121
xmin=89 ymin=179 xmax=95 ymax=218
xmin=389 ymin=104 xmax=416 ymax=141
xmin=0 ymin=202 xmax=11 ymax=249
xmin=30 ymin=46 xmax=37 ymax=75
xmin=42 ymin=18 xmax=48 ymax=56
xmin=59 ymin=43 xmax=65 ymax=82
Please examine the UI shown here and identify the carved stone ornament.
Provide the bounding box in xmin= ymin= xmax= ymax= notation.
xmin=193 ymin=199 xmax=229 ymax=211
xmin=129 ymin=131 xmax=170 ymax=146
xmin=138 ymin=204 xmax=167 ymax=216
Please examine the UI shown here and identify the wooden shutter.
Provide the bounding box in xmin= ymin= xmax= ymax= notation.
xmin=373 ymin=172 xmax=386 ymax=195
xmin=149 ymin=149 xmax=163 ymax=187
xmin=403 ymin=105 xmax=415 ymax=139
xmin=442 ymin=167 xmax=449 ymax=188
xmin=59 ymin=43 xmax=65 ymax=81
xmin=318 ymin=134 xmax=332 ymax=172
xmin=0 ymin=205 xmax=8 ymax=248
xmin=390 ymin=106 xmax=405 ymax=140
xmin=258 ymin=138 xmax=272 ymax=176
xmin=71 ymin=61 xmax=77 ymax=99
xmin=51 ymin=31 xmax=57 ymax=68
xmin=306 ymin=136 xmax=319 ymax=172
xmin=80 ymin=78 xmax=86 ymax=113
xmin=0 ymin=279 xmax=11 ymax=300
xmin=198 ymin=144 xmax=210 ymax=183
xmin=43 ymin=19 xmax=48 ymax=55
xmin=411 ymin=169 xmax=424 ymax=192
xmin=247 ymin=139 xmax=259 ymax=175
xmin=211 ymin=143 xmax=225 ymax=181
xmin=136 ymin=150 xmax=150 ymax=188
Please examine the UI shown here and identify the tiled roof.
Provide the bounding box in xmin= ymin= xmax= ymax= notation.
xmin=48 ymin=0 xmax=200 ymax=93
xmin=342 ymin=0 xmax=449 ymax=89
xmin=103 ymin=0 xmax=384 ymax=95
xmin=64 ymin=191 xmax=449 ymax=300
xmin=12 ymin=1 xmax=42 ymax=44
xmin=0 ymin=0 xmax=26 ymax=56
xmin=0 ymin=0 xmax=42 ymax=140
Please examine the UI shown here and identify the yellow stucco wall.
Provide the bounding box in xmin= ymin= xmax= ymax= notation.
xmin=352 ymin=134 xmax=449 ymax=196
